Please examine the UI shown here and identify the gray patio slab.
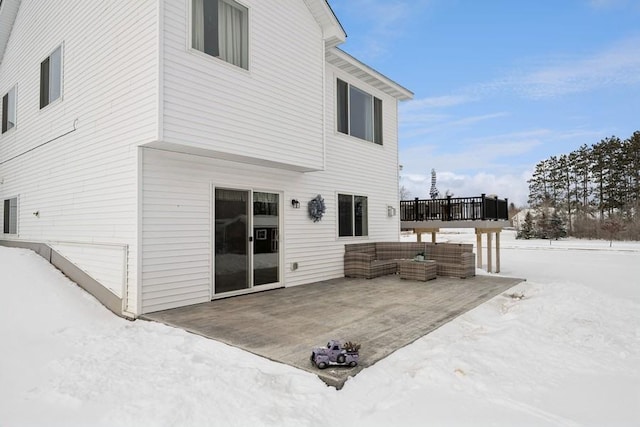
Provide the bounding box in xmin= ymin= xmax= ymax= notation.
xmin=142 ymin=274 xmax=524 ymax=388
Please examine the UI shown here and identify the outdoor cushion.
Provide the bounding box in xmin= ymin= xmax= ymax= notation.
xmin=344 ymin=241 xmax=475 ymax=279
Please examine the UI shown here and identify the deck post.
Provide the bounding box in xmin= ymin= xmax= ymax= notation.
xmin=476 ymin=230 xmax=482 ymax=268
xmin=487 ymin=232 xmax=493 ymax=273
xmin=413 ymin=228 xmax=439 ymax=243
xmin=495 ymin=231 xmax=501 ymax=273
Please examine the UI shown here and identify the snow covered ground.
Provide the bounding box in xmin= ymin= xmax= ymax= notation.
xmin=1 ymin=231 xmax=639 ymax=426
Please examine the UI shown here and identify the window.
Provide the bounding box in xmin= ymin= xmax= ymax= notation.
xmin=40 ymin=46 xmax=62 ymax=109
xmin=192 ymin=0 xmax=248 ymax=69
xmin=337 ymin=79 xmax=383 ymax=145
xmin=3 ymin=197 xmax=17 ymax=235
xmin=338 ymin=194 xmax=368 ymax=237
xmin=2 ymin=86 xmax=16 ymax=133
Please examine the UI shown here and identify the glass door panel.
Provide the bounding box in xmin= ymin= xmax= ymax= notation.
xmin=215 ymin=189 xmax=250 ymax=293
xmin=253 ymin=192 xmax=279 ymax=286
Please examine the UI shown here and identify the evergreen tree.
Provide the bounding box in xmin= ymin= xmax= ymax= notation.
xmin=628 ymin=132 xmax=640 ymax=203
xmin=536 ymin=210 xmax=550 ymax=239
xmin=573 ymin=144 xmax=591 ymax=213
xmin=548 ymin=211 xmax=567 ymax=240
xmin=518 ymin=211 xmax=534 ymax=239
xmin=559 ymin=154 xmax=575 ymax=232
xmin=590 ymin=139 xmax=609 ymax=219
xmin=527 ymin=160 xmax=551 ymax=208
xmin=547 ymin=156 xmax=563 ymax=208
xmin=526 ymin=131 xmax=639 ymax=240
xmin=605 ymin=136 xmax=625 ymax=213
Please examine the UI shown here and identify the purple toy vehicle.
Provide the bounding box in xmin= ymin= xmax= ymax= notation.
xmin=310 ymin=340 xmax=360 ymax=369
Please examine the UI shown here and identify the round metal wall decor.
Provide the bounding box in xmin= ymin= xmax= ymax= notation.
xmin=308 ymin=194 xmax=326 ymax=222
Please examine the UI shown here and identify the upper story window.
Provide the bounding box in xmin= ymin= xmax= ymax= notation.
xmin=338 ymin=193 xmax=368 ymax=237
xmin=40 ymin=45 xmax=62 ymax=109
xmin=337 ymin=79 xmax=383 ymax=145
xmin=3 ymin=197 xmax=17 ymax=235
xmin=192 ymin=0 xmax=248 ymax=70
xmin=2 ymin=86 xmax=16 ymax=133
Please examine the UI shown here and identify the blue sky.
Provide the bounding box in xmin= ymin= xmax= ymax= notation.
xmin=330 ymin=0 xmax=640 ymax=206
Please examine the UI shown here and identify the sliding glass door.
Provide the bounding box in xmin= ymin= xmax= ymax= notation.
xmin=253 ymin=192 xmax=279 ymax=286
xmin=214 ymin=189 xmax=250 ymax=294
xmin=214 ymin=188 xmax=280 ymax=296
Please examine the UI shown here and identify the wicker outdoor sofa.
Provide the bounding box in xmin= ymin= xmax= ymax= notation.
xmin=344 ymin=242 xmax=476 ymax=279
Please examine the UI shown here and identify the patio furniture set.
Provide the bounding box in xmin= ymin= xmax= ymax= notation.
xmin=344 ymin=242 xmax=475 ymax=281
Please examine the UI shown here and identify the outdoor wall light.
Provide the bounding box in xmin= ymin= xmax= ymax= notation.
xmin=387 ymin=206 xmax=397 ymax=217
xmin=291 ymin=199 xmax=300 ymax=209
xmin=33 ymin=211 xmax=40 ymax=217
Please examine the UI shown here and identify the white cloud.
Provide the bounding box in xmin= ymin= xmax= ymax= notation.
xmin=333 ymin=0 xmax=430 ymax=61
xmin=480 ymin=36 xmax=640 ymax=99
xmin=400 ymin=170 xmax=531 ymax=206
xmin=401 ymin=95 xmax=475 ymax=111
xmin=399 ymin=141 xmax=535 ymax=205
xmin=401 ymin=112 xmax=510 ymax=138
xmin=398 ymin=126 xmax=610 ymax=206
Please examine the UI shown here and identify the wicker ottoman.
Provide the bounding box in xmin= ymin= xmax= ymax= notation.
xmin=399 ymin=260 xmax=437 ymax=281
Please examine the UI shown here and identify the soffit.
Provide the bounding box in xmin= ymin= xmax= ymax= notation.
xmin=326 ymin=48 xmax=414 ymax=101
xmin=303 ymin=0 xmax=346 ymax=48
xmin=0 ymin=0 xmax=20 ymax=67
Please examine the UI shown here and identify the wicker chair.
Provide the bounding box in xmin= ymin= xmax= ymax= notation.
xmin=344 ymin=242 xmax=475 ymax=279
xmin=426 ymin=243 xmax=476 ymax=278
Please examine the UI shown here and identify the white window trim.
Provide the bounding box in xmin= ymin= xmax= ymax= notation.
xmin=39 ymin=43 xmax=64 ymax=111
xmin=335 ymin=77 xmax=383 ymax=145
xmin=187 ymin=0 xmax=251 ymax=72
xmin=336 ymin=192 xmax=369 ymax=239
xmin=3 ymin=195 xmax=19 ymax=236
xmin=2 ymin=84 xmax=17 ymax=134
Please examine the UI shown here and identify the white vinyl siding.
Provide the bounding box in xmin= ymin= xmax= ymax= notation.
xmin=141 ymin=77 xmax=399 ymax=312
xmin=1 ymin=0 xmax=406 ymax=317
xmin=162 ymin=0 xmax=325 ymax=171
xmin=50 ymin=243 xmax=128 ymax=298
xmin=0 ymin=0 xmax=159 ymax=315
xmin=139 ymin=42 xmax=402 ymax=314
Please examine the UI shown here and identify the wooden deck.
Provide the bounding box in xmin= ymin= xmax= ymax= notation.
xmin=143 ymin=274 xmax=524 ymax=388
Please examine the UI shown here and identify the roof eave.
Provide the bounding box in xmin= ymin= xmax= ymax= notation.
xmin=326 ymin=47 xmax=414 ymax=101
xmin=304 ymin=0 xmax=346 ymax=47
xmin=0 ymin=0 xmax=21 ymax=68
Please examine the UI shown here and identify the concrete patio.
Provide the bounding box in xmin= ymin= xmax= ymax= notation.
xmin=143 ymin=274 xmax=523 ymax=388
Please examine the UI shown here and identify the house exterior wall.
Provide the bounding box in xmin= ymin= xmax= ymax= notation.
xmin=0 ymin=0 xmax=159 ymax=313
xmin=159 ymin=0 xmax=325 ymax=171
xmin=1 ymin=0 xmax=408 ymax=316
xmin=140 ymin=59 xmax=401 ymax=314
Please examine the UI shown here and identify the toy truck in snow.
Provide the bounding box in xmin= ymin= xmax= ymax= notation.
xmin=310 ymin=340 xmax=359 ymax=369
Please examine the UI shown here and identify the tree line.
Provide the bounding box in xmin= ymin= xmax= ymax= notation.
xmin=526 ymin=131 xmax=640 ymax=240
